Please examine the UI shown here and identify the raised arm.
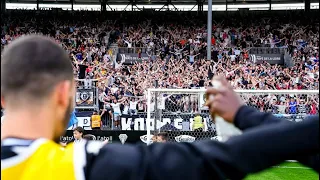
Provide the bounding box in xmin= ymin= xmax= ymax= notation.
xmin=75 ymin=78 xmax=85 ymax=82
xmin=92 ymin=77 xmax=106 ymax=82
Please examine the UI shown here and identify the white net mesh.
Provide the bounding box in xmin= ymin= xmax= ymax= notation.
xmin=146 ymin=89 xmax=319 ymax=144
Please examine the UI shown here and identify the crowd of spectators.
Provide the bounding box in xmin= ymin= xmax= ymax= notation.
xmin=1 ymin=10 xmax=319 ymax=128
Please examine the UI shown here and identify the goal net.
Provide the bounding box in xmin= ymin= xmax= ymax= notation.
xmin=146 ymin=89 xmax=319 ymax=145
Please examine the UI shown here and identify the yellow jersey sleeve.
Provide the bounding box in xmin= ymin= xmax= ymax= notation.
xmin=1 ymin=138 xmax=94 ymax=180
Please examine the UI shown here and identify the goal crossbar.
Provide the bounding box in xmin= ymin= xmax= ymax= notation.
xmin=147 ymin=88 xmax=319 ymax=94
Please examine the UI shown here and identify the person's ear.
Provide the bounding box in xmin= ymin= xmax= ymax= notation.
xmin=55 ymin=81 xmax=73 ymax=109
xmin=1 ymin=96 xmax=6 ymax=109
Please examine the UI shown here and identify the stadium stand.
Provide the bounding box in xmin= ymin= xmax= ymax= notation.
xmin=1 ymin=3 xmax=319 ymax=179
xmin=1 ymin=10 xmax=319 ymax=131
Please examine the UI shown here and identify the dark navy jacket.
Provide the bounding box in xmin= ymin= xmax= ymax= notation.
xmin=88 ymin=106 xmax=319 ymax=180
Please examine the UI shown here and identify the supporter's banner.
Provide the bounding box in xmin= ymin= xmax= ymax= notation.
xmin=117 ymin=53 xmax=149 ymax=64
xmin=250 ymin=54 xmax=284 ymax=65
xmin=120 ymin=114 xmax=215 ymax=132
xmin=67 ymin=111 xmax=93 ymax=130
xmin=70 ymin=112 xmax=308 ymax=131
xmin=75 ymin=88 xmax=95 ymax=107
xmin=67 ymin=113 xmax=215 ymax=132
xmin=66 ymin=116 xmax=91 ymax=130
xmin=61 ymin=130 xmax=216 ymax=144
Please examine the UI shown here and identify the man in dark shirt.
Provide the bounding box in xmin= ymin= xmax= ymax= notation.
xmin=198 ymin=76 xmax=205 ymax=87
xmin=78 ymin=63 xmax=88 ymax=79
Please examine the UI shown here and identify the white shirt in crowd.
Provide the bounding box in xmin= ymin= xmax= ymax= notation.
xmin=103 ymin=54 xmax=111 ymax=62
xmin=138 ymin=103 xmax=144 ymax=111
xmin=99 ymin=92 xmax=107 ymax=102
xmin=111 ymin=103 xmax=121 ymax=114
xmin=84 ymin=79 xmax=93 ymax=88
xmin=157 ymin=95 xmax=166 ymax=110
xmin=230 ymin=55 xmax=236 ymax=61
xmin=150 ymin=95 xmax=166 ymax=112
xmin=111 ymin=87 xmax=118 ymax=94
xmin=101 ymin=46 xmax=106 ymax=53
xmin=181 ymin=121 xmax=190 ymax=131
xmin=124 ymin=40 xmax=132 ymax=48
xmin=234 ymin=50 xmax=241 ymax=55
xmin=308 ymin=72 xmax=314 ymax=79
xmin=123 ymin=105 xmax=129 ymax=115
xmin=87 ymin=52 xmax=92 ymax=62
xmin=104 ymin=103 xmax=111 ymax=110
xmin=129 ymin=101 xmax=138 ymax=110
xmin=74 ymin=139 xmax=84 ymax=144
xmin=277 ymin=105 xmax=287 ymax=114
xmin=114 ymin=60 xmax=122 ymax=69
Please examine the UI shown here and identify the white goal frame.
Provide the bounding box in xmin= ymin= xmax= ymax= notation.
xmin=146 ymin=89 xmax=319 ymax=145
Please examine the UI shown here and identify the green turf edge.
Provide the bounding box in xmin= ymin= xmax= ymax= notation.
xmin=245 ymin=162 xmax=319 ymax=180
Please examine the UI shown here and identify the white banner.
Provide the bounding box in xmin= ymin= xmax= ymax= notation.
xmin=67 ymin=116 xmax=92 ymax=130
xmin=120 ymin=117 xmax=209 ymax=131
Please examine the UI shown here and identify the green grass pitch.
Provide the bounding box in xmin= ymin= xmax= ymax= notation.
xmin=245 ymin=162 xmax=318 ymax=180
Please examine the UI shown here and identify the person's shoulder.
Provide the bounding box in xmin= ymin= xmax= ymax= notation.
xmin=1 ymin=138 xmax=81 ymax=179
xmin=1 ymin=138 xmax=60 ymax=167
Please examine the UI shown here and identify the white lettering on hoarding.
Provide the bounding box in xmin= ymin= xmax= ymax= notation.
xmin=255 ymin=55 xmax=281 ymax=61
xmin=67 ymin=117 xmax=92 ymax=130
xmin=59 ymin=135 xmax=113 ymax=143
xmin=175 ymin=135 xmax=196 ymax=143
xmin=140 ymin=134 xmax=154 ymax=144
xmin=121 ymin=118 xmax=188 ymax=131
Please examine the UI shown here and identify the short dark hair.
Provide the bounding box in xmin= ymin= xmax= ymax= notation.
xmin=157 ymin=132 xmax=168 ymax=141
xmin=1 ymin=35 xmax=73 ymax=102
xmin=73 ymin=126 xmax=84 ymax=134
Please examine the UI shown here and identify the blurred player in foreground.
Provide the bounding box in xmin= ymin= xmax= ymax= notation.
xmin=1 ymin=35 xmax=318 ymax=180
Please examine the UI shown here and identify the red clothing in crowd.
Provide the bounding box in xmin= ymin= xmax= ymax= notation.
xmin=243 ymin=53 xmax=249 ymax=59
xmin=211 ymin=37 xmax=216 ymax=45
xmin=86 ymin=66 xmax=93 ymax=74
xmin=222 ymin=32 xmax=227 ymax=40
xmin=310 ymin=104 xmax=317 ymax=115
xmin=180 ymin=39 xmax=187 ymax=46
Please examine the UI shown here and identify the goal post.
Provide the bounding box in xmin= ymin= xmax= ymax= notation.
xmin=146 ymin=89 xmax=319 ymax=145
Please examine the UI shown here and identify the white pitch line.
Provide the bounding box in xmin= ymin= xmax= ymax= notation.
xmin=272 ymin=166 xmax=312 ymax=169
xmin=286 ymin=160 xmax=297 ymax=162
